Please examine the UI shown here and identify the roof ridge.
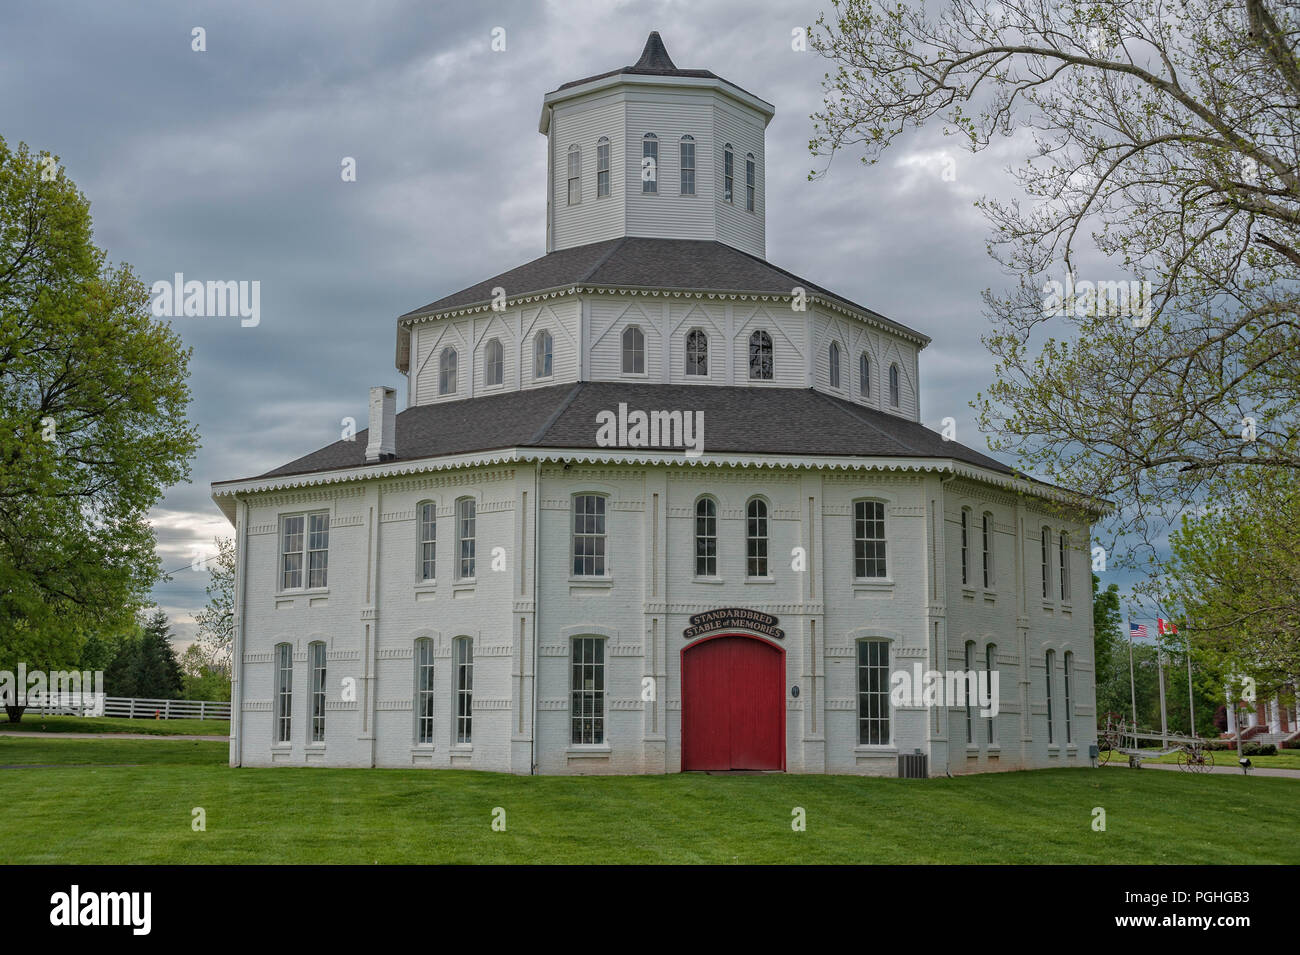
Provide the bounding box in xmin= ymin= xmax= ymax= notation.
xmin=578 ymin=236 xmax=629 ymax=283
xmin=529 ymin=381 xmax=587 ymax=444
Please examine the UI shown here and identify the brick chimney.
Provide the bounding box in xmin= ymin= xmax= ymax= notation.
xmin=364 ymin=386 xmax=396 ymax=463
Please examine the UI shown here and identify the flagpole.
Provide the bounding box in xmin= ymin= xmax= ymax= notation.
xmin=1127 ymin=618 xmax=1138 ymax=747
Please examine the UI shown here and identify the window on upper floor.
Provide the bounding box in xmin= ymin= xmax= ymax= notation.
xmin=572 ymin=493 xmax=607 ymax=577
xmin=746 ymin=497 xmax=769 ymax=578
xmin=853 ymin=499 xmax=887 ymax=579
xmin=456 ymin=497 xmax=476 ymax=580
xmin=745 ymin=153 xmax=756 ymax=211
xmin=686 ymin=328 xmax=708 ymax=376
xmin=829 ymin=342 xmax=841 ymax=389
xmin=596 ymin=137 xmax=610 ymax=198
xmin=484 ymin=338 xmax=503 ymax=387
xmin=622 ymin=325 xmax=645 ymax=374
xmin=642 ymin=133 xmax=658 ymax=194
xmin=1041 ymin=526 xmax=1052 ymax=599
xmin=571 ymin=637 xmax=606 ymax=745
xmin=567 ymin=144 xmax=581 ymax=206
xmin=723 ymin=144 xmax=734 ymax=202
xmin=439 ymin=347 xmax=457 ymax=396
xmin=1059 ymin=532 xmax=1071 ymax=601
xmin=982 ymin=511 xmax=994 ymax=589
xmin=281 ymin=511 xmax=328 ymax=590
xmin=888 ymin=362 xmax=900 ymax=407
xmin=694 ymin=497 xmax=717 ymax=577
xmin=418 ymin=501 xmax=437 ymax=582
xmin=534 ymin=329 xmax=553 ymax=379
xmin=960 ymin=508 xmax=970 ymax=586
xmin=679 ymin=135 xmax=695 ymax=195
xmin=749 ymin=330 xmax=773 ymax=380
xmin=859 ymin=353 xmax=870 ymax=397
xmin=857 ymin=639 xmax=890 ymax=745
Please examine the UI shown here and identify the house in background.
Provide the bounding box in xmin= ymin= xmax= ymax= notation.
xmin=212 ymin=33 xmax=1102 ymax=775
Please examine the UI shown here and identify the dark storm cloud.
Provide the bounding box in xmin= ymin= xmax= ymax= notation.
xmin=1 ymin=0 xmax=1137 ymax=638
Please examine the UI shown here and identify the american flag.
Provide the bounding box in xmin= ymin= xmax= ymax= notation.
xmin=1130 ymin=623 xmax=1148 ymax=639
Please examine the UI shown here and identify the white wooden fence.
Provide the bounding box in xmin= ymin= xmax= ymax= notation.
xmin=26 ymin=695 xmax=230 ymax=721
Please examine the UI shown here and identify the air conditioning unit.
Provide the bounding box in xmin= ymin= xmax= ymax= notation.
xmin=898 ymin=751 xmax=928 ymax=778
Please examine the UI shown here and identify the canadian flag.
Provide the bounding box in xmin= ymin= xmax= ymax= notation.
xmin=1157 ymin=618 xmax=1179 ymax=635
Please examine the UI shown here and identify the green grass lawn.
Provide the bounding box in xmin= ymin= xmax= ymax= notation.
xmin=0 ymin=736 xmax=1295 ymax=864
xmin=0 ymin=714 xmax=228 ymax=736
xmin=1115 ymin=747 xmax=1300 ymax=770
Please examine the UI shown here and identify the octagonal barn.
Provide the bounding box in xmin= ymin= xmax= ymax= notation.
xmin=213 ymin=33 xmax=1101 ymax=775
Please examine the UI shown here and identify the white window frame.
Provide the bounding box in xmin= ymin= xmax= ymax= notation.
xmin=685 ymin=328 xmax=708 ymax=376
xmin=888 ymin=362 xmax=900 ymax=407
xmin=960 ymin=508 xmax=970 ymax=586
xmin=694 ymin=496 xmax=717 ymax=578
xmin=642 ymin=133 xmax=658 ymax=194
xmin=621 ymin=325 xmax=645 ymax=375
xmin=857 ymin=639 xmax=890 ymax=745
xmin=1041 ymin=526 xmax=1052 ymax=600
xmin=745 ymin=153 xmax=756 ymax=211
xmin=746 ymin=497 xmax=769 ymax=578
xmin=455 ymin=497 xmax=476 ymax=580
xmin=453 ymin=636 xmax=473 ymax=745
xmin=418 ymin=501 xmax=436 ymax=582
xmin=679 ymin=135 xmax=695 ymax=195
xmin=274 ymin=642 xmax=292 ymax=744
xmin=859 ymin=352 xmax=870 ymax=397
xmin=1064 ymin=651 xmax=1074 ymax=743
xmin=439 ymin=347 xmax=457 ymax=396
xmin=571 ymin=493 xmax=608 ymax=577
xmin=415 ymin=638 xmax=435 ymax=745
xmin=748 ymin=329 xmax=773 ymax=380
xmin=986 ymin=643 xmax=998 ymax=745
xmin=570 ymin=636 xmax=606 ymax=745
xmin=567 ymin=144 xmax=581 ymax=206
xmin=534 ymin=329 xmax=553 ymax=379
xmin=596 ymin=137 xmax=610 ymax=198
xmin=982 ymin=511 xmax=994 ymax=589
xmin=1045 ymin=649 xmax=1056 ymax=745
xmin=1059 ymin=532 xmax=1071 ymax=601
xmin=308 ymin=641 xmax=326 ymax=744
xmin=722 ymin=144 xmax=734 ymax=202
xmin=853 ymin=499 xmax=887 ymax=579
xmin=965 ymin=640 xmax=976 ymax=745
xmin=829 ymin=341 xmax=841 ymax=389
xmin=484 ymin=338 xmax=503 ymax=387
xmin=280 ymin=511 xmax=328 ymax=591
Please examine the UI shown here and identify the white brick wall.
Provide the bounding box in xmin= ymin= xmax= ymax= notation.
xmin=230 ymin=465 xmax=1096 ymax=775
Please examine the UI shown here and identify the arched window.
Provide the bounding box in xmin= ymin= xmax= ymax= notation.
xmin=596 ymin=137 xmax=610 ymax=198
xmin=853 ymin=499 xmax=887 ymax=579
xmin=571 ymin=636 xmax=606 ymax=744
xmin=959 ymin=508 xmax=970 ymax=585
xmin=274 ymin=642 xmax=292 ymax=743
xmin=439 ymin=347 xmax=457 ymax=396
xmin=622 ymin=325 xmax=645 ymax=374
xmin=418 ymin=501 xmax=436 ymax=581
xmin=964 ymin=640 xmax=976 ymax=744
xmin=985 ymin=643 xmax=998 ymax=744
xmin=686 ymin=328 xmax=708 ymax=376
xmin=1063 ymin=651 xmax=1074 ymax=744
xmin=859 ymin=353 xmax=870 ymax=397
xmin=722 ymin=144 xmax=734 ymax=202
xmin=694 ymin=497 xmax=717 ymax=577
xmin=745 ymin=153 xmax=756 ymax=211
xmin=534 ymin=329 xmax=552 ymax=378
xmin=888 ymin=362 xmax=900 ymax=407
xmin=857 ymin=639 xmax=890 ymax=745
xmin=829 ymin=342 xmax=841 ymax=388
xmin=1059 ymin=532 xmax=1071 ymax=601
xmin=484 ymin=338 xmax=503 ymax=387
xmin=571 ymin=493 xmax=607 ymax=577
xmin=566 ymin=144 xmax=581 ymax=206
xmin=642 ymin=133 xmax=658 ymax=194
xmin=746 ymin=498 xmax=769 ymax=577
xmin=414 ymin=638 xmax=435 ymax=744
xmin=1045 ymin=649 xmax=1056 ymax=744
xmin=679 ymin=135 xmax=695 ymax=195
xmin=453 ymin=636 xmax=473 ymax=744
xmin=308 ymin=641 xmax=326 ymax=743
xmin=748 ymin=330 xmax=773 ymax=380
xmin=456 ymin=497 xmax=475 ymax=579
xmin=982 ymin=511 xmax=994 ymax=588
xmin=1041 ymin=526 xmax=1052 ymax=599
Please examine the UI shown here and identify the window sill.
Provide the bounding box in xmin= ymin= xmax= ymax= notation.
xmin=987 ymin=745 xmax=1001 ymax=756
xmin=414 ymin=581 xmax=437 ymax=593
xmin=276 ymin=587 xmax=329 ymax=599
xmin=451 ymin=579 xmax=476 ymax=593
xmin=853 ymin=578 xmax=895 ymax=591
xmin=410 ymin=744 xmax=436 ymax=754
xmin=271 ymin=743 xmax=292 ymax=752
xmin=622 ymin=372 xmax=650 ymax=379
xmin=982 ymin=589 xmax=997 ymax=599
xmin=306 ymin=743 xmax=326 ymax=752
xmin=566 ymin=745 xmax=611 ymax=757
xmin=966 ymin=744 xmax=980 ymax=755
xmin=569 ymin=576 xmax=613 ymax=588
xmin=853 ymin=745 xmax=898 ymax=755
xmin=450 ymin=744 xmax=473 ymax=753
xmin=692 ymin=576 xmax=725 ymax=585
xmin=960 ymin=585 xmax=978 ymax=598
xmin=744 ymin=576 xmax=776 ymax=585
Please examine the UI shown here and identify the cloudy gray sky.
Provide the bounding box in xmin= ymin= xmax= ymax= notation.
xmin=1 ymin=0 xmax=1143 ymax=643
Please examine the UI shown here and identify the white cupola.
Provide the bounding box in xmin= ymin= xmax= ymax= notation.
xmin=539 ymin=32 xmax=775 ymax=258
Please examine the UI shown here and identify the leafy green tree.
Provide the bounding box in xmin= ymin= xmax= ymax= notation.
xmin=179 ymin=643 xmax=231 ymax=702
xmin=809 ymin=0 xmax=1300 ymax=563
xmin=102 ymin=610 xmax=184 ymax=702
xmin=1092 ymin=574 xmax=1128 ymax=719
xmin=0 ymin=138 xmax=198 ymax=720
xmin=193 ymin=536 xmax=234 ymax=669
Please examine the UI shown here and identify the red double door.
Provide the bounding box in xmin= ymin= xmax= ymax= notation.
xmin=681 ymin=634 xmax=785 ymax=771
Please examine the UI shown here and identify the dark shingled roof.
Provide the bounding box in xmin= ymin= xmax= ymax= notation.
xmin=398 ymin=237 xmax=927 ymax=344
xmin=553 ymin=32 xmax=766 ymax=106
xmin=226 ymin=382 xmax=1014 ymax=484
